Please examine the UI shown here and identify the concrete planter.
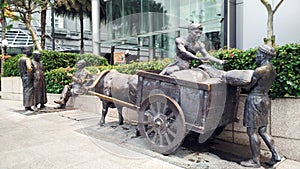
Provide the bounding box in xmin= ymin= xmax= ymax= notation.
xmin=1 ymin=77 xmax=23 ymax=101
xmin=0 ymin=77 xmax=102 ymax=114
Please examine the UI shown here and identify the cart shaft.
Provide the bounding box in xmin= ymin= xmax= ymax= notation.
xmin=88 ymin=91 xmax=139 ymax=111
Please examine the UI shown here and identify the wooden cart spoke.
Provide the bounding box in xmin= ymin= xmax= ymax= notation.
xmin=156 ymin=102 xmax=162 ymax=114
xmin=167 ymin=117 xmax=179 ymax=129
xmin=146 ymin=126 xmax=155 ymax=135
xmin=140 ymin=120 xmax=152 ymax=125
xmin=151 ymin=132 xmax=158 ymax=143
xmin=161 ymin=102 xmax=168 ymax=115
xmin=166 ymin=128 xmax=177 ymax=138
xmin=158 ymin=130 xmax=163 ymax=146
xmin=145 ymin=109 xmax=154 ymax=117
xmin=150 ymin=104 xmax=157 ymax=116
xmin=167 ymin=111 xmax=175 ymax=119
xmin=164 ymin=133 xmax=172 ymax=145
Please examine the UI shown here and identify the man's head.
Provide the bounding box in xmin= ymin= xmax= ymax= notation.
xmin=76 ymin=59 xmax=86 ymax=69
xmin=23 ymin=47 xmax=32 ymax=57
xmin=187 ymin=23 xmax=203 ymax=41
xmin=33 ymin=50 xmax=41 ymax=62
xmin=256 ymin=45 xmax=276 ymax=64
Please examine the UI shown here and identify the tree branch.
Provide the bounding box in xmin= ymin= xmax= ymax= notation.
xmin=273 ymin=0 xmax=284 ymax=13
xmin=260 ymin=0 xmax=272 ymax=11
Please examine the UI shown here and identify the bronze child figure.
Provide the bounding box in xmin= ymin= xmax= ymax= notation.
xmin=241 ymin=45 xmax=283 ymax=168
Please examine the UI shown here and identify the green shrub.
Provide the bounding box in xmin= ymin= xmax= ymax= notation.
xmin=271 ymin=43 xmax=300 ymax=98
xmin=2 ymin=51 xmax=109 ymax=94
xmin=3 ymin=51 xmax=108 ymax=77
xmin=45 ymin=67 xmax=74 ymax=94
xmin=91 ymin=58 xmax=173 ymax=75
xmin=40 ymin=50 xmax=78 ymax=72
xmin=40 ymin=51 xmax=108 ymax=72
xmin=45 ymin=65 xmax=103 ymax=94
xmin=78 ymin=53 xmax=109 ymax=67
xmin=2 ymin=44 xmax=299 ymax=98
xmin=114 ymin=58 xmax=173 ymax=74
xmin=3 ymin=54 xmax=23 ymax=77
xmin=216 ymin=44 xmax=300 ymax=98
xmin=216 ymin=47 xmax=257 ymax=70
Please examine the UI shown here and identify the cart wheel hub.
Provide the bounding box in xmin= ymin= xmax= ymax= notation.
xmin=153 ymin=114 xmax=167 ymax=131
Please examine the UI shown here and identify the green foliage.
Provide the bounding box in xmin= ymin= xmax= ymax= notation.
xmin=216 ymin=47 xmax=258 ymax=70
xmin=40 ymin=50 xmax=78 ymax=71
xmin=3 ymin=50 xmax=109 ymax=93
xmin=45 ymin=65 xmax=103 ymax=94
xmin=91 ymin=58 xmax=173 ymax=75
xmin=3 ymin=54 xmax=23 ymax=77
xmin=40 ymin=50 xmax=108 ymax=72
xmin=271 ymin=43 xmax=300 ymax=98
xmin=45 ymin=67 xmax=74 ymax=94
xmin=114 ymin=58 xmax=173 ymax=75
xmin=78 ymin=53 xmax=109 ymax=67
xmin=216 ymin=44 xmax=300 ymax=98
xmin=85 ymin=66 xmax=101 ymax=74
xmin=55 ymin=0 xmax=92 ymax=19
xmin=2 ymin=44 xmax=299 ymax=98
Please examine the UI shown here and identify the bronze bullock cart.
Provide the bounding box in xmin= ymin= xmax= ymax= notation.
xmin=89 ymin=69 xmax=239 ymax=155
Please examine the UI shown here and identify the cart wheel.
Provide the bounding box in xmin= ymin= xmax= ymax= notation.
xmin=138 ymin=94 xmax=186 ymax=154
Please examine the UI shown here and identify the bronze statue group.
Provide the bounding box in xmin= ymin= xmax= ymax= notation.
xmin=161 ymin=23 xmax=283 ymax=168
xmin=18 ymin=50 xmax=47 ymax=114
xmin=19 ymin=50 xmax=92 ymax=112
xmin=18 ymin=23 xmax=284 ymax=168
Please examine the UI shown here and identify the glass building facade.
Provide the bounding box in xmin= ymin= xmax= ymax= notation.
xmin=103 ymin=0 xmax=232 ymax=61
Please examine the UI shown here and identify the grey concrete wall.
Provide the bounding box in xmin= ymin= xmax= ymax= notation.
xmin=1 ymin=77 xmax=299 ymax=161
xmin=1 ymin=77 xmax=99 ymax=111
xmin=1 ymin=77 xmax=23 ymax=101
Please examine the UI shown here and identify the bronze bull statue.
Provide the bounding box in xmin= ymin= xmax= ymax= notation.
xmin=88 ymin=70 xmax=138 ymax=126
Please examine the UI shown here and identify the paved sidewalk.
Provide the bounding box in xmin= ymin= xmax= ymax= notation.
xmin=0 ymin=98 xmax=299 ymax=169
xmin=0 ymin=99 xmax=183 ymax=169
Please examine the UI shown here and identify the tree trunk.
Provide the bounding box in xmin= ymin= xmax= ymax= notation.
xmin=1 ymin=2 xmax=7 ymax=76
xmin=261 ymin=0 xmax=284 ymax=46
xmin=40 ymin=0 xmax=48 ymax=50
xmin=266 ymin=11 xmax=274 ymax=46
xmin=1 ymin=9 xmax=6 ymax=43
xmin=26 ymin=21 xmax=42 ymax=51
xmin=80 ymin=13 xmax=84 ymax=54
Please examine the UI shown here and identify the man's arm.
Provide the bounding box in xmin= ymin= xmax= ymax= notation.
xmin=198 ymin=43 xmax=226 ymax=65
xmin=244 ymin=67 xmax=264 ymax=91
xmin=176 ymin=38 xmax=201 ymax=61
xmin=67 ymin=72 xmax=84 ymax=84
xmin=25 ymin=57 xmax=33 ymax=72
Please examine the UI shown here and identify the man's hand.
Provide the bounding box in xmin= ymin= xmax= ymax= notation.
xmin=67 ymin=73 xmax=73 ymax=77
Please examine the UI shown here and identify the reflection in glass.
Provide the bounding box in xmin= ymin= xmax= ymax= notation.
xmin=105 ymin=0 xmax=224 ymax=59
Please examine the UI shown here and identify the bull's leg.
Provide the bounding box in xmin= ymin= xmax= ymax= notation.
xmin=135 ymin=126 xmax=141 ymax=137
xmin=116 ymin=106 xmax=124 ymax=125
xmin=99 ymin=102 xmax=109 ymax=126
